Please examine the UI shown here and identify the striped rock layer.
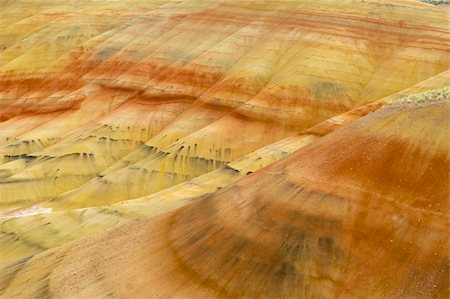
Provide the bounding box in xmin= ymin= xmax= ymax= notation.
xmin=0 ymin=0 xmax=449 ymax=298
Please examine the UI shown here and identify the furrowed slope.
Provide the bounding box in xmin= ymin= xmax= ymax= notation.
xmin=1 ymin=97 xmax=447 ymax=298
xmin=0 ymin=1 xmax=449 ymax=297
xmin=1 ymin=78 xmax=448 ymax=266
xmin=0 ymin=0 xmax=448 ymax=212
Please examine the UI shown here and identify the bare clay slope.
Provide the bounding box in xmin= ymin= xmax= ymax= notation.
xmin=0 ymin=1 xmax=449 ymax=297
xmin=1 ymin=99 xmax=448 ymax=298
xmin=1 ymin=73 xmax=448 ymax=267
xmin=0 ymin=0 xmax=449 ymax=211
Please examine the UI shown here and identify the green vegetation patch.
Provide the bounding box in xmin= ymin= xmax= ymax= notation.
xmin=419 ymin=0 xmax=450 ymax=5
xmin=389 ymin=87 xmax=450 ymax=106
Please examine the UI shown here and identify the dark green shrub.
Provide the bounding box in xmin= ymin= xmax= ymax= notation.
xmin=420 ymin=0 xmax=450 ymax=5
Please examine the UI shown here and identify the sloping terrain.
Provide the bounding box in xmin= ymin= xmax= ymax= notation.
xmin=0 ymin=0 xmax=449 ymax=298
xmin=1 ymin=74 xmax=449 ymax=267
xmin=1 ymin=94 xmax=448 ymax=298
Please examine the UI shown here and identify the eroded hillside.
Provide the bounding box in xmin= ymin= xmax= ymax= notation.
xmin=0 ymin=0 xmax=449 ymax=298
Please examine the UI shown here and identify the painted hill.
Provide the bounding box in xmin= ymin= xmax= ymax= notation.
xmin=0 ymin=0 xmax=449 ymax=298
xmin=1 ymin=94 xmax=448 ymax=298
